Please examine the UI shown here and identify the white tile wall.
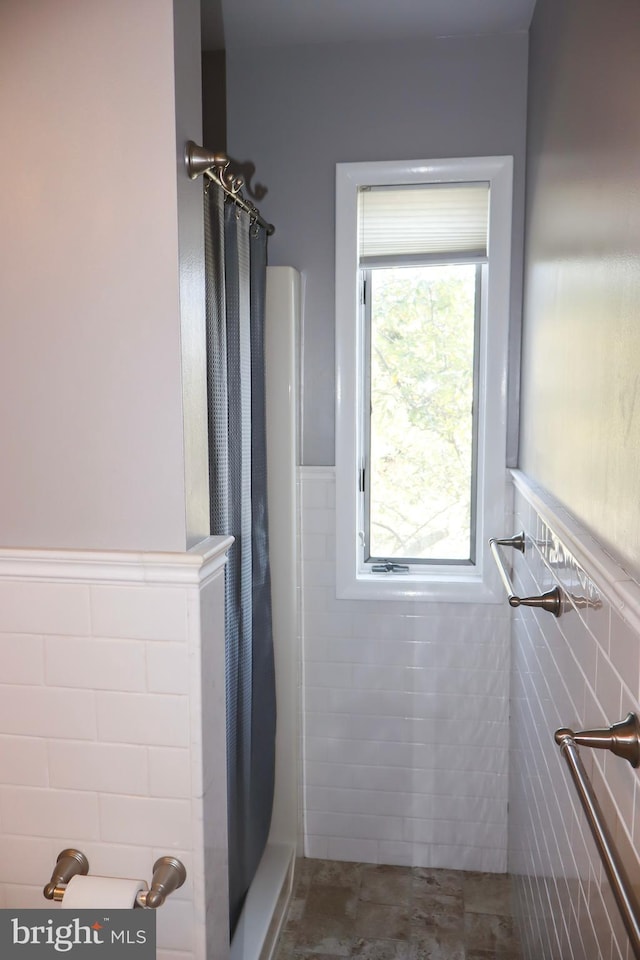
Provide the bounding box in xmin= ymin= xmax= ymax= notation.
xmin=509 ymin=472 xmax=640 ymax=960
xmin=0 ymin=539 xmax=230 ymax=960
xmin=44 ymin=636 xmax=148 ymax=692
xmin=300 ymin=467 xmax=511 ymax=872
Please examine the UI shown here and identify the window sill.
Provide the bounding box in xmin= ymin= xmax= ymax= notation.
xmin=336 ymin=569 xmax=503 ymax=604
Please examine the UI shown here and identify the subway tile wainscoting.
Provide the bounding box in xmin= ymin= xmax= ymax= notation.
xmin=300 ymin=467 xmax=511 ymax=871
xmin=0 ymin=537 xmax=232 ymax=960
xmin=508 ymin=471 xmax=640 ymax=960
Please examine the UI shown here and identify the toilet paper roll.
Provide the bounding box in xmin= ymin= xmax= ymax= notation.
xmin=61 ymin=874 xmax=148 ymax=909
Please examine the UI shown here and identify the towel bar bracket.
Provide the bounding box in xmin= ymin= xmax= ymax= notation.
xmin=489 ymin=534 xmax=563 ymax=617
xmin=492 ymin=532 xmax=526 ymax=553
xmin=555 ymin=712 xmax=640 ymax=768
xmin=508 ymin=587 xmax=563 ymax=615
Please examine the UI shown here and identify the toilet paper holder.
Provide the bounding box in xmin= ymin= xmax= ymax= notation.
xmin=43 ymin=848 xmax=187 ymax=909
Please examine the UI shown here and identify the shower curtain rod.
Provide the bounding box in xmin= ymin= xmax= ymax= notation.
xmin=186 ymin=141 xmax=275 ymax=236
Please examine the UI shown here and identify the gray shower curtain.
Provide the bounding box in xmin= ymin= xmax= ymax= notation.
xmin=204 ymin=182 xmax=276 ymax=937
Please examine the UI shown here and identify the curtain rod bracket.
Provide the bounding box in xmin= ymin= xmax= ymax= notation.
xmin=185 ymin=140 xmax=275 ymax=236
xmin=185 ymin=140 xmax=228 ymax=180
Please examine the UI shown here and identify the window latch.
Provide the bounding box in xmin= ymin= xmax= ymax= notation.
xmin=371 ymin=561 xmax=410 ymax=573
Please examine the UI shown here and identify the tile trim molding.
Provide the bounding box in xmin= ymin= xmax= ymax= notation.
xmin=511 ymin=469 xmax=640 ymax=635
xmin=0 ymin=535 xmax=233 ymax=586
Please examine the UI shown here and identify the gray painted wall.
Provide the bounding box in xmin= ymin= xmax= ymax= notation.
xmin=174 ymin=0 xmax=210 ymax=549
xmin=202 ymin=51 xmax=227 ymax=153
xmin=0 ymin=0 xmax=207 ymax=551
xmin=226 ymin=35 xmax=529 ymax=465
xmin=520 ymin=0 xmax=640 ymax=577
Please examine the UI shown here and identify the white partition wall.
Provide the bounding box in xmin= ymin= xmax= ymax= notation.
xmin=0 ymin=537 xmax=231 ymax=960
xmin=265 ymin=267 xmax=301 ymax=852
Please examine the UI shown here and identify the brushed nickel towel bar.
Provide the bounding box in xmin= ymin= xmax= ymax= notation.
xmin=555 ymin=719 xmax=640 ymax=958
xmin=489 ymin=532 xmax=563 ymax=617
xmin=43 ymin=849 xmax=186 ymax=909
xmin=185 ymin=141 xmax=275 ymax=236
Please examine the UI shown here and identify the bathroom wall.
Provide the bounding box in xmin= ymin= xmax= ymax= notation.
xmin=0 ymin=539 xmax=231 ymax=960
xmin=226 ymin=33 xmax=529 ymax=466
xmin=0 ymin=3 xmax=233 ymax=955
xmin=508 ymin=472 xmax=640 ymax=960
xmin=0 ymin=0 xmax=208 ymax=552
xmin=513 ymin=3 xmax=640 ymax=952
xmin=519 ymin=0 xmax=640 ymax=578
xmin=173 ymin=0 xmax=210 ymax=549
xmin=202 ymin=51 xmax=228 ymax=154
xmin=224 ymin=33 xmax=528 ymax=871
xmin=300 ymin=469 xmax=511 ymax=871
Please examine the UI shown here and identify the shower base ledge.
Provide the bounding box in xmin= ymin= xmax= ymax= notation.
xmin=230 ymin=842 xmax=296 ymax=960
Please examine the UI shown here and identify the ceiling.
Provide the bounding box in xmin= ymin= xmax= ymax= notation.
xmin=201 ymin=0 xmax=537 ymax=52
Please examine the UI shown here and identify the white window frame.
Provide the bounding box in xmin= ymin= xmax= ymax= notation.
xmin=335 ymin=156 xmax=513 ymax=603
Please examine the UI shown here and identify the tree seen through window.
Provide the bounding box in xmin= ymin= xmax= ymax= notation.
xmin=367 ymin=263 xmax=478 ymax=562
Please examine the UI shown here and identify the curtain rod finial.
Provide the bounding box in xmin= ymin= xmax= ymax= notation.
xmin=185 ymin=141 xmax=228 ymax=180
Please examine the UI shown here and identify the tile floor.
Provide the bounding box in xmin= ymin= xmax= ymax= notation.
xmin=274 ymin=860 xmax=522 ymax=960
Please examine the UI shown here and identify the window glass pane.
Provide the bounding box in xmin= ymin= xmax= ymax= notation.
xmin=367 ymin=263 xmax=478 ymax=563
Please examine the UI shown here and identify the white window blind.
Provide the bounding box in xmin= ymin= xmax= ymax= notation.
xmin=359 ymin=182 xmax=490 ymax=263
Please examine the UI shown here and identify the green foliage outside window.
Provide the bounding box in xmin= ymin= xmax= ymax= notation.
xmin=368 ymin=263 xmax=477 ymax=561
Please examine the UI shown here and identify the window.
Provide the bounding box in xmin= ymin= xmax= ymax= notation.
xmin=335 ymin=157 xmax=513 ymax=602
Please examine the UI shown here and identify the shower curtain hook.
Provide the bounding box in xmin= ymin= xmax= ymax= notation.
xmin=220 ymin=162 xmax=244 ymax=195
